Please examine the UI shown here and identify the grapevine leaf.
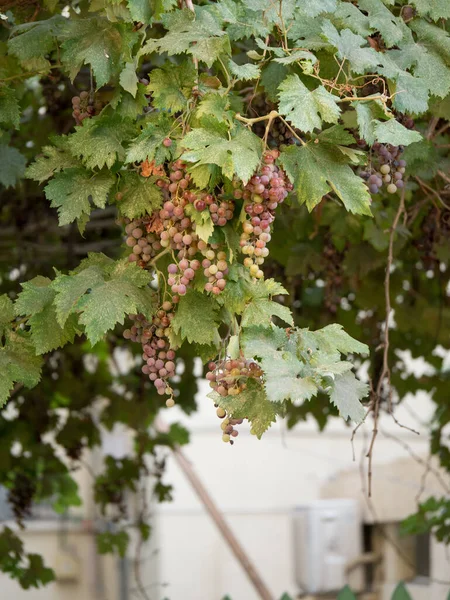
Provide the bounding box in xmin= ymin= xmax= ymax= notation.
xmin=278 ymin=74 xmax=341 ymax=133
xmin=181 ymin=125 xmax=262 ymax=184
xmin=409 ymin=0 xmax=450 ymax=20
xmin=357 ymin=0 xmax=404 ymax=48
xmin=60 ymin=18 xmax=138 ymax=87
xmin=321 ymin=21 xmax=381 ymax=73
xmin=14 ymin=277 xmax=79 ymax=354
xmin=279 ymin=143 xmax=372 ymax=215
xmin=196 ymin=94 xmax=231 ymax=124
xmin=125 ymin=114 xmax=173 ymax=164
xmin=188 ymin=208 xmax=214 ymax=243
xmin=227 ymin=335 xmax=240 ymax=359
xmin=25 ymin=140 xmax=79 ymax=184
xmin=241 ymin=298 xmax=293 ymax=327
xmin=8 ymin=16 xmax=65 ymax=62
xmin=227 ymin=60 xmax=260 ymax=81
xmin=142 ymin=8 xmax=230 ymax=67
xmin=44 ymin=168 xmax=115 ymax=228
xmin=241 ymin=324 xmax=289 ymax=359
xmin=117 ymin=172 xmax=163 ymax=219
xmin=120 ymin=61 xmax=138 ymax=97
xmin=0 ymin=144 xmax=26 ymax=188
xmin=208 ymin=379 xmax=280 ymax=438
xmin=53 ymin=260 xmax=155 ymax=346
xmin=260 ymin=62 xmax=289 ymax=102
xmin=68 ymin=114 xmax=135 ymax=170
xmin=0 ymin=86 xmax=20 ymax=129
xmin=391 ymin=582 xmax=413 ymax=600
xmin=274 ymin=49 xmax=317 ymax=66
xmin=298 ymin=324 xmax=369 ymax=357
xmin=328 ymin=371 xmax=368 ymax=423
xmin=51 ymin=266 xmax=105 ymax=327
xmin=337 ymin=585 xmax=358 ymax=600
xmin=171 ymin=289 xmax=220 ymax=345
xmin=410 ymin=19 xmax=450 ymax=64
xmin=147 ymin=60 xmax=196 ymax=112
xmin=262 ymin=351 xmax=318 ymax=404
xmin=373 ymin=119 xmax=422 ymax=146
xmin=0 ymin=331 xmax=43 ymax=407
xmin=0 ymin=295 xmax=15 ymax=335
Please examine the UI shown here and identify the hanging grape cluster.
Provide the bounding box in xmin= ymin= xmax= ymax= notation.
xmin=360 ymin=143 xmax=407 ymax=197
xmin=71 ymin=91 xmax=103 ymax=125
xmin=206 ymin=358 xmax=263 ymax=443
xmin=235 ymin=150 xmax=292 ymax=276
xmin=121 ymin=151 xmax=291 ymax=430
xmin=123 ymin=305 xmax=177 ymax=407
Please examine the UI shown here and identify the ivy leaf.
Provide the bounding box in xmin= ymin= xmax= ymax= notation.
xmin=0 ymin=331 xmax=43 ymax=406
xmin=278 ymin=74 xmax=341 ymax=133
xmin=125 ymin=114 xmax=173 ymax=164
xmin=120 ymin=61 xmax=138 ymax=97
xmin=116 ymin=172 xmax=163 ymax=219
xmin=0 ymin=144 xmax=26 ymax=188
xmin=147 ymin=59 xmax=196 ymax=112
xmin=181 ymin=125 xmax=262 ymax=184
xmin=279 ymin=143 xmax=372 ymax=215
xmin=44 ymin=168 xmax=115 ymax=228
xmin=321 ymin=21 xmax=380 ymax=73
xmin=60 ymin=18 xmax=138 ymax=87
xmin=0 ymin=86 xmax=20 ymax=129
xmin=208 ymin=379 xmax=280 ymax=438
xmin=25 ymin=140 xmax=79 ymax=184
xmin=68 ymin=114 xmax=135 ymax=170
xmin=171 ymin=289 xmax=220 ymax=345
xmin=52 ymin=259 xmax=155 ymax=346
xmin=328 ymin=371 xmax=368 ymax=422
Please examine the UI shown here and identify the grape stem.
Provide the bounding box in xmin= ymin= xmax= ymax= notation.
xmin=235 ymin=111 xmax=306 ymax=146
xmin=149 ymin=246 xmax=171 ymax=266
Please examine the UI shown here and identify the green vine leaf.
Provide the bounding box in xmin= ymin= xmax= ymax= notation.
xmin=171 ymin=289 xmax=220 ymax=345
xmin=0 ymin=331 xmax=43 ymax=407
xmin=44 ymin=168 xmax=115 ymax=229
xmin=181 ymin=125 xmax=263 ymax=184
xmin=279 ymin=143 xmax=372 ymax=215
xmin=278 ymin=74 xmax=341 ymax=133
xmin=328 ymin=370 xmax=368 ymax=422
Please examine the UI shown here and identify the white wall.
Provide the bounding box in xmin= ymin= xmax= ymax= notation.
xmin=146 ymin=382 xmax=448 ymax=600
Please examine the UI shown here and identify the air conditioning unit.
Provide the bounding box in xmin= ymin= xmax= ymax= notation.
xmin=292 ymin=499 xmax=363 ymax=594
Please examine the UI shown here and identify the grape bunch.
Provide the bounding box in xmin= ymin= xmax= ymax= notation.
xmin=71 ymin=91 xmax=103 ymax=125
xmin=206 ymin=357 xmax=263 ymax=397
xmin=235 ymin=150 xmax=292 ymax=276
xmin=123 ymin=305 xmax=177 ymax=407
xmin=215 ymin=405 xmax=244 ymax=445
xmin=360 ymin=143 xmax=407 ymax=196
xmin=207 ymin=357 xmax=263 ymax=444
xmin=123 ymin=158 xmax=233 ymax=296
xmin=8 ymin=473 xmax=36 ymax=525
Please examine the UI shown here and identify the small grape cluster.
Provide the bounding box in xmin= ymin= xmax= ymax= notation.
xmin=8 ymin=473 xmax=36 ymax=525
xmin=206 ymin=358 xmax=263 ymax=443
xmin=206 ymin=358 xmax=262 ymax=397
xmin=360 ymin=143 xmax=407 ymax=196
xmin=71 ymin=91 xmax=103 ymax=125
xmin=215 ymin=405 xmax=244 ymax=445
xmin=123 ymin=305 xmax=177 ymax=407
xmin=234 ymin=150 xmax=292 ymax=276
